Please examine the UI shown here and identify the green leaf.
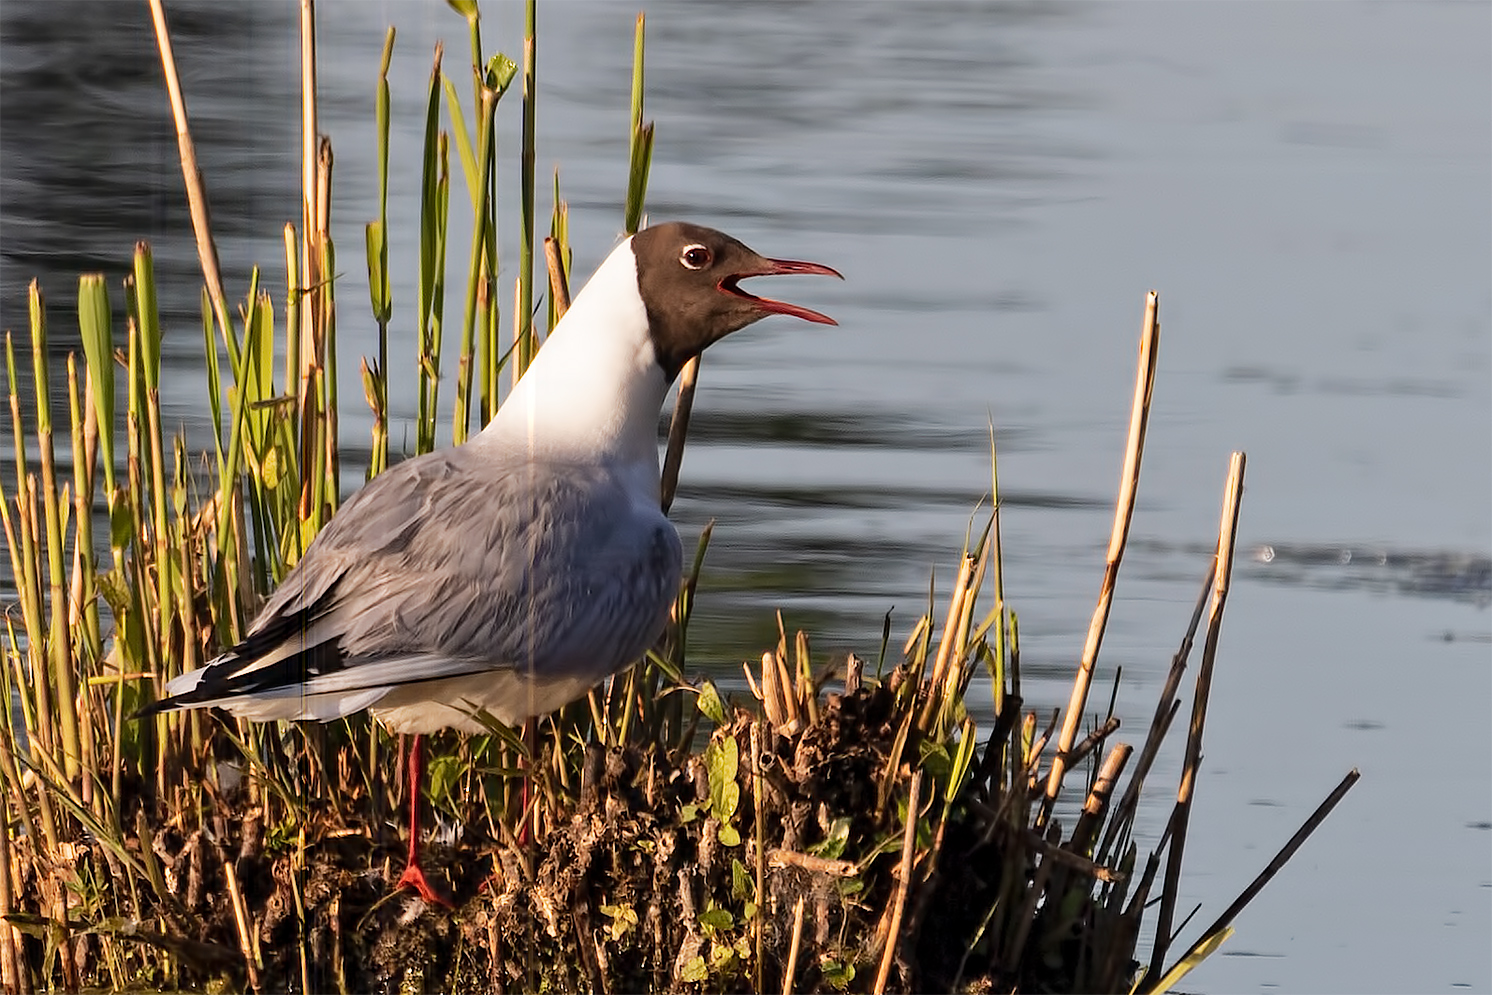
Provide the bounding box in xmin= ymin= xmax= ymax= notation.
xmin=820 ymin=957 xmax=856 ymax=992
xmin=426 ymin=754 xmax=461 ymax=802
xmin=697 ymin=908 xmax=733 ymax=932
xmin=365 ymin=221 xmax=390 ymax=322
xmin=705 ymin=734 xmax=739 ymax=818
xmin=679 ymin=955 xmax=708 ymax=984
xmin=718 ymin=823 xmax=741 ymax=847
xmin=107 ymin=494 xmax=131 ymax=550
xmin=697 ymin=680 xmax=727 ymax=725
xmin=719 ymin=782 xmax=741 ymax=822
xmin=809 ymin=817 xmax=852 ymax=860
xmin=1141 ymin=926 xmax=1235 ymax=995
xmin=259 ymin=444 xmax=282 ymax=492
xmin=918 ymin=737 xmax=952 ymax=786
xmin=598 ymin=903 xmax=638 ymax=941
xmin=709 ymin=938 xmax=738 ymax=971
xmin=730 ymin=858 xmax=750 ymax=900
xmin=95 ymin=568 xmax=130 ymax=619
xmin=486 ymin=52 xmax=518 ymax=95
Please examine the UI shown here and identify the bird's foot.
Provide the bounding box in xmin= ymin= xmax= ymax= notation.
xmin=395 ymin=861 xmax=455 ymax=909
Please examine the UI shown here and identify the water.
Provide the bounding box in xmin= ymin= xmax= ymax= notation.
xmin=2 ymin=2 xmax=1489 ymax=991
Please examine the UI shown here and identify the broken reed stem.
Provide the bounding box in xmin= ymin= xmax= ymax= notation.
xmin=1041 ymin=290 xmax=1160 ymax=826
xmin=1149 ymin=450 xmax=1245 ymax=981
xmin=1097 ymin=563 xmax=1214 ymax=865
xmin=768 ymin=848 xmax=856 ymax=877
xmin=1149 ymin=768 xmax=1362 ymax=993
xmin=1070 ymin=741 xmax=1131 ymax=855
xmin=781 ymin=895 xmax=807 ymax=995
xmin=659 ymin=355 xmax=700 ymax=514
xmin=224 ymin=859 xmax=261 ymax=994
xmin=873 ymin=769 xmax=922 ymax=995
xmin=1020 ymin=826 xmax=1121 ymax=884
xmin=1065 ymin=715 xmax=1120 ymax=771
xmin=145 ymin=0 xmax=234 ymax=358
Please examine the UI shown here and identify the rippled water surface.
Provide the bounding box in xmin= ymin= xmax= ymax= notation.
xmin=2 ymin=2 xmax=1488 ymax=991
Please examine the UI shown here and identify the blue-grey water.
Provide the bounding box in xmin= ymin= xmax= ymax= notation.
xmin=2 ymin=2 xmax=1489 ymax=992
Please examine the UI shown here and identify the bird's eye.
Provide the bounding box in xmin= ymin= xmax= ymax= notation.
xmin=680 ymin=244 xmax=712 ymax=270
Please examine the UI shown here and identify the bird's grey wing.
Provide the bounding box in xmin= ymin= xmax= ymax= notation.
xmin=332 ymin=458 xmax=683 ymax=682
xmin=159 ymin=448 xmax=471 ymax=703
xmin=162 ymin=450 xmax=681 ymax=714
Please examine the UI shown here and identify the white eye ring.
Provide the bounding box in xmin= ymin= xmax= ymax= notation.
xmin=680 ymin=244 xmax=712 ymax=270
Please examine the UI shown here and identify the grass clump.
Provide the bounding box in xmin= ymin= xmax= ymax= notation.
xmin=0 ymin=2 xmax=1357 ymax=992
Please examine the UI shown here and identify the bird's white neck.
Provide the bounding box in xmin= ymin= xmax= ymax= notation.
xmin=480 ymin=237 xmax=669 ymax=491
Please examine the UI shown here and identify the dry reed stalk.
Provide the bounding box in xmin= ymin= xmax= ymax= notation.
xmin=282 ymin=223 xmax=301 ymax=416
xmin=299 ymin=0 xmax=319 ymax=284
xmin=545 ymin=235 xmax=572 ymax=319
xmin=1148 ymin=450 xmax=1245 ymax=980
xmin=946 ymin=543 xmax=988 ymax=707
xmin=224 ymin=859 xmax=261 ymax=994
xmin=316 ymin=137 xmax=339 ymax=511
xmin=781 ymin=894 xmax=807 ymax=995
xmin=145 ymin=0 xmax=233 ymax=354
xmin=1040 ymin=291 xmax=1160 ymax=825
xmin=771 ymin=650 xmax=802 ymax=734
xmin=767 ymin=849 xmax=857 ymax=877
xmin=0 ymin=756 xmax=17 ymax=995
xmin=1069 ymin=741 xmax=1131 ymax=855
xmin=919 ymin=553 xmax=975 ymax=731
xmin=873 ymin=769 xmax=922 ymax=995
xmin=295 ymin=5 xmax=331 ymax=524
xmin=1024 ymin=708 xmax=1061 ymax=777
xmin=1065 ymin=715 xmax=1120 ymax=772
xmin=659 ymin=355 xmax=701 ymax=514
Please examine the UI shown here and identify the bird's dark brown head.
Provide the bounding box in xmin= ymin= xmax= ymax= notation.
xmin=630 ymin=221 xmax=842 ymax=381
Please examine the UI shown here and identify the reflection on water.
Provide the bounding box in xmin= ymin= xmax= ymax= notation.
xmin=1 ymin=2 xmax=1488 ymax=992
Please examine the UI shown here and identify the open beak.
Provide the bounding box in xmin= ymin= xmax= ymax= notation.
xmin=719 ymin=257 xmax=844 ymax=325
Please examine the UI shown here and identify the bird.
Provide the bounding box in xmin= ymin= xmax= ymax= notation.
xmin=142 ymin=221 xmax=841 ymax=904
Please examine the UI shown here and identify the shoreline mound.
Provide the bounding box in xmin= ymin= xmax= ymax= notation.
xmin=64 ymin=662 xmax=1139 ymax=994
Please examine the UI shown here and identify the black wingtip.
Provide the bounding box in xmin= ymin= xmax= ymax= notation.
xmin=130 ymin=695 xmax=181 ymax=722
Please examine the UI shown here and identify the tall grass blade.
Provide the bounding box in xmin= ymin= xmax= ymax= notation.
xmin=515 ymin=0 xmax=538 ymax=380
xmin=416 ymin=45 xmax=450 ymax=456
xmin=365 ymin=26 xmax=395 ymax=479
xmin=76 ymin=276 xmax=116 ymax=495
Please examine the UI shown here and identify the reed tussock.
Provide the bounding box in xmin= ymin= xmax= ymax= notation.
xmin=0 ymin=2 xmax=1357 ymax=992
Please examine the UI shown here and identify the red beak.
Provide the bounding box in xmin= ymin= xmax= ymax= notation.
xmin=719 ymin=257 xmax=843 ymax=325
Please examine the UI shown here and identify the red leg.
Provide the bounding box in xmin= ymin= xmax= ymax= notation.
xmin=394 ymin=733 xmax=453 ymax=907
